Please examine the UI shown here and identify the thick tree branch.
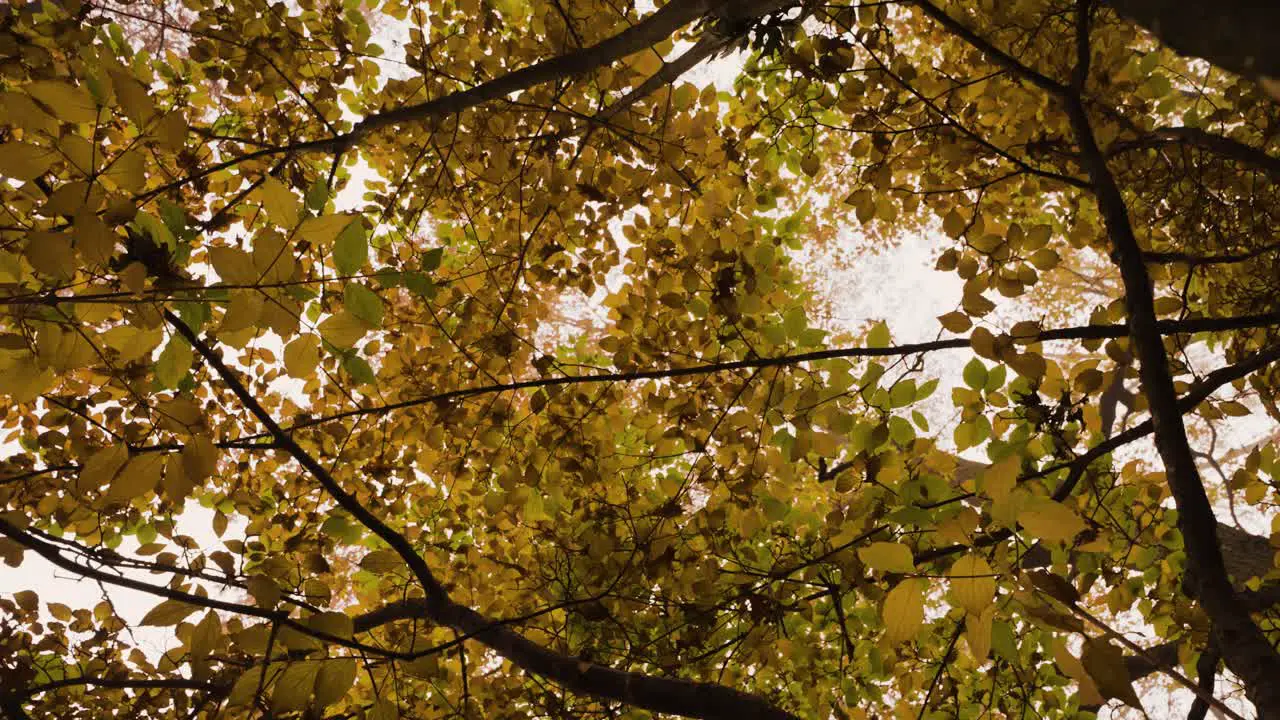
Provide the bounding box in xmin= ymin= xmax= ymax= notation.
xmin=1112 ymin=126 xmax=1280 ymax=179
xmin=1062 ymin=15 xmax=1280 ymax=714
xmin=1100 ymin=0 xmax=1280 ymax=79
xmin=912 ymin=0 xmax=1069 ymax=97
xmin=165 ymin=311 xmax=799 ymax=720
xmin=231 ymin=310 xmax=1280 ymax=441
xmin=139 ymin=0 xmax=780 ymax=202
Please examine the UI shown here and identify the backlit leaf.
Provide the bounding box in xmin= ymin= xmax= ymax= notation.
xmin=949 ymin=554 xmax=996 ymax=615
xmin=857 ymin=542 xmax=914 ymax=573
xmin=256 ymin=176 xmax=300 ymax=228
xmin=882 ymin=578 xmax=925 ymax=644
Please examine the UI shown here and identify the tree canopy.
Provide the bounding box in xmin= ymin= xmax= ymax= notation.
xmin=1 ymin=0 xmax=1279 ymax=718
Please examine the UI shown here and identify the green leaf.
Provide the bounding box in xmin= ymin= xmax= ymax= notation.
xmin=156 ymin=337 xmax=193 ymax=390
xmin=783 ymin=307 xmax=807 ymax=339
xmin=333 ymin=220 xmax=368 ymax=275
xmin=991 ymin=619 xmax=1018 ymax=662
xmin=1081 ymin=638 xmax=1144 ymax=709
xmin=307 ymin=611 xmax=353 ymax=640
xmin=271 ymin=661 xmax=320 ymax=713
xmin=421 ymin=247 xmax=444 ymax=272
xmin=866 ymin=321 xmax=890 ymax=348
xmin=404 ymin=271 xmax=436 ymax=298
xmin=133 ymin=212 xmax=176 ymax=251
xmin=304 ymin=179 xmax=329 ymax=212
xmin=887 ymin=415 xmax=915 ymax=445
xmin=889 ymin=379 xmax=915 ymax=408
xmin=314 ymin=657 xmax=357 ymax=707
xmin=963 ymin=358 xmax=988 ymax=391
xmin=341 ymin=353 xmax=376 ymax=385
xmin=343 ymin=283 xmax=384 ymax=327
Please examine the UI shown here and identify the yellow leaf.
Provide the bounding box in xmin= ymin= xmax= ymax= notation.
xmin=857 ymin=541 xmax=914 ymax=573
xmin=181 ymin=434 xmax=219 ymax=484
xmin=0 ymin=352 xmax=56 ymax=403
xmin=1018 ymin=498 xmax=1086 ymax=543
xmin=73 ymin=212 xmax=117 ymax=266
xmin=14 ymin=589 xmax=38 ymax=611
xmin=101 ymin=325 xmax=163 ymax=363
xmin=35 ymin=323 xmax=96 ymax=372
xmin=104 ymin=148 xmax=146 ymax=192
xmin=208 ymin=247 xmax=258 ymax=285
xmin=271 ymin=661 xmax=320 ymax=713
xmin=882 ymin=578 xmax=925 ymax=644
xmin=307 ymin=611 xmax=352 ymax=640
xmin=155 ymin=396 xmax=204 ymax=433
xmin=298 ymin=214 xmax=357 ymax=248
xmin=47 ymin=602 xmax=72 ymax=621
xmin=979 ymin=456 xmax=1019 ymax=502
xmin=0 ymin=91 xmax=58 ymax=134
xmin=313 ymin=657 xmax=357 ymax=707
xmin=190 ymin=611 xmax=221 ymax=659
xmin=252 ymin=232 xmax=296 ymax=283
xmin=283 ymin=335 xmax=321 ymax=379
xmin=226 ymin=667 xmax=266 ymax=707
xmin=1007 ymin=351 xmax=1046 ymax=380
xmin=256 ymin=176 xmax=300 ymax=228
xmin=319 ymin=311 xmax=370 ymax=349
xmin=799 ymin=154 xmax=820 ymax=177
xmin=108 ymin=70 xmax=156 ymax=126
xmin=120 ymin=261 xmax=147 ymax=293
xmin=220 ymin=290 xmax=265 ymax=333
xmin=161 ymin=453 xmax=194 ymax=502
xmin=26 ymin=231 xmax=79 ymax=279
xmin=949 ymin=554 xmax=996 ymax=615
xmin=1081 ymin=638 xmax=1144 ymax=709
xmin=26 ymin=81 xmax=98 ymax=124
xmin=139 ymin=598 xmax=198 ymax=626
xmin=937 ymin=311 xmax=972 ymax=333
xmin=246 ymin=574 xmax=282 ymax=608
xmin=106 ymin=454 xmax=164 ymax=502
xmin=0 ymin=142 xmax=56 ymax=181
xmin=1029 ymin=248 xmax=1060 ymax=270
xmin=964 ymin=606 xmax=994 ymax=662
xmin=155 ymin=110 xmax=188 ymax=151
xmin=359 ymin=549 xmax=404 ymax=575
xmin=75 ymin=445 xmax=129 ymax=493
xmin=1051 ymin=638 xmax=1106 ymax=706
xmin=969 ymin=326 xmax=997 ymax=359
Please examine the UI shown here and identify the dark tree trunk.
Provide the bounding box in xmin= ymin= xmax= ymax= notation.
xmin=1103 ymin=0 xmax=1280 ymax=79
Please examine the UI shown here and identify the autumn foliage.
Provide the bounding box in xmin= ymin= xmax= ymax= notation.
xmin=1 ymin=1 xmax=1279 ymax=719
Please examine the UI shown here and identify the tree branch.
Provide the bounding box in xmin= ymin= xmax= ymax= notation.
xmin=1062 ymin=11 xmax=1280 ymax=713
xmin=165 ymin=311 xmax=799 ymax=720
xmin=1111 ymin=126 xmax=1280 ymax=179
xmin=233 ymin=310 xmax=1280 ymax=441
